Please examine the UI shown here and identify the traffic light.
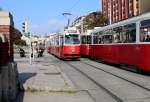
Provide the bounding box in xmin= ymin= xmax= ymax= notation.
xmin=22 ymin=21 xmax=28 ymax=33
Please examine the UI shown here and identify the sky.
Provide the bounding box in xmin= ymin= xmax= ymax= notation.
xmin=0 ymin=0 xmax=102 ymax=35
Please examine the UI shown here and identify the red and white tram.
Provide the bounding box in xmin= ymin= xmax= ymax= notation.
xmin=48 ymin=27 xmax=81 ymax=59
xmin=45 ymin=37 xmax=51 ymax=53
xmin=80 ymin=33 xmax=91 ymax=57
xmin=90 ymin=12 xmax=150 ymax=72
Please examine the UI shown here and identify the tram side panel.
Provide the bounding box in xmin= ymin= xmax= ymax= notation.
xmin=90 ymin=45 xmax=104 ymax=60
xmin=90 ymin=44 xmax=120 ymax=64
xmin=55 ymin=45 xmax=60 ymax=57
xmin=90 ymin=44 xmax=150 ymax=72
xmin=80 ymin=35 xmax=91 ymax=57
xmin=118 ymin=44 xmax=150 ymax=72
xmin=51 ymin=45 xmax=55 ymax=55
xmin=81 ymin=44 xmax=90 ymax=57
xmin=137 ymin=44 xmax=150 ymax=72
xmin=118 ymin=44 xmax=138 ymax=66
xmin=104 ymin=45 xmax=120 ymax=64
xmin=47 ymin=44 xmax=52 ymax=53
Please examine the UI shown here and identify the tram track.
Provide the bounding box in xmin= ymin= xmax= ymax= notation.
xmin=80 ymin=60 xmax=150 ymax=92
xmin=65 ymin=61 xmax=124 ymax=102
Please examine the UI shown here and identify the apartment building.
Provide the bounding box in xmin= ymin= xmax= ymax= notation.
xmin=102 ymin=0 xmax=150 ymax=23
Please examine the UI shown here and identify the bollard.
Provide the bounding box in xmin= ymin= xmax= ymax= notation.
xmin=1 ymin=65 xmax=9 ymax=102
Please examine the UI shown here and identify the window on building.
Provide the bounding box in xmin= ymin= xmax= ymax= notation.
xmin=140 ymin=19 xmax=150 ymax=42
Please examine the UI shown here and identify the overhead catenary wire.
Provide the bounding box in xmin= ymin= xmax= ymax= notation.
xmin=67 ymin=0 xmax=81 ymax=12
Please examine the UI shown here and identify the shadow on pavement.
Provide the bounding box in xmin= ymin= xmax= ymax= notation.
xmin=14 ymin=72 xmax=37 ymax=102
xmin=19 ymin=72 xmax=37 ymax=84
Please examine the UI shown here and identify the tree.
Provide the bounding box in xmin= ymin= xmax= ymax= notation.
xmin=14 ymin=39 xmax=27 ymax=46
xmin=83 ymin=11 xmax=109 ymax=30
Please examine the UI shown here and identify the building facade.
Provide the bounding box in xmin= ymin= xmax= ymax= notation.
xmin=0 ymin=11 xmax=15 ymax=61
xmin=102 ymin=0 xmax=150 ymax=24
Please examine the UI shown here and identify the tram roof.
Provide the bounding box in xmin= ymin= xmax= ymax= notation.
xmin=92 ymin=12 xmax=150 ymax=33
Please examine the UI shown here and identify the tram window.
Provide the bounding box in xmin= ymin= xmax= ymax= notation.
xmin=93 ymin=33 xmax=99 ymax=44
xmin=52 ymin=38 xmax=54 ymax=45
xmin=56 ymin=36 xmax=59 ymax=45
xmin=93 ymin=35 xmax=99 ymax=44
xmin=103 ymin=35 xmax=113 ymax=44
xmin=60 ymin=36 xmax=64 ymax=45
xmin=103 ymin=30 xmax=113 ymax=44
xmin=87 ymin=36 xmax=91 ymax=44
xmin=140 ymin=19 xmax=150 ymax=42
xmin=98 ymin=36 xmax=102 ymax=44
xmin=81 ymin=36 xmax=87 ymax=44
xmin=98 ymin=31 xmax=103 ymax=44
xmin=65 ymin=34 xmax=80 ymax=44
xmin=113 ymin=27 xmax=122 ymax=43
xmin=113 ymin=34 xmax=120 ymax=43
xmin=122 ymin=23 xmax=136 ymax=43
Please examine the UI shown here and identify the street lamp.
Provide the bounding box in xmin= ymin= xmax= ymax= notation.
xmin=62 ymin=12 xmax=72 ymax=27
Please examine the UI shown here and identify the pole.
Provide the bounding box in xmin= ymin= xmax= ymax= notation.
xmin=81 ymin=17 xmax=84 ymax=35
xmin=109 ymin=0 xmax=112 ymax=25
xmin=29 ymin=32 xmax=32 ymax=65
xmin=67 ymin=19 xmax=70 ymax=27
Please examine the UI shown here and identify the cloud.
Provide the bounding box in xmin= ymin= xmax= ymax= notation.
xmin=48 ymin=19 xmax=66 ymax=26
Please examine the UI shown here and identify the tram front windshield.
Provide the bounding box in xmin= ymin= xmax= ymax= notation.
xmin=65 ymin=34 xmax=80 ymax=44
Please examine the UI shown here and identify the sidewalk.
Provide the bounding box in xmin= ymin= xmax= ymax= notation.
xmin=14 ymin=54 xmax=94 ymax=102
